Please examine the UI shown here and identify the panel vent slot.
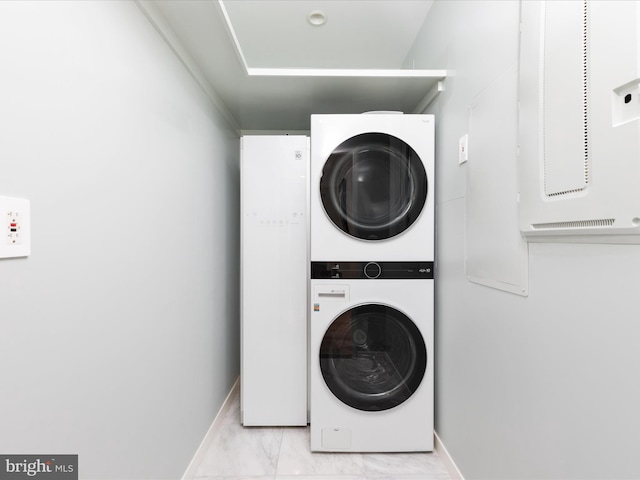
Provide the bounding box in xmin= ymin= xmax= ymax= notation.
xmin=542 ymin=0 xmax=590 ymax=198
xmin=532 ymin=218 xmax=615 ymax=230
xmin=581 ymin=0 xmax=590 ymax=187
xmin=547 ymin=186 xmax=587 ymax=198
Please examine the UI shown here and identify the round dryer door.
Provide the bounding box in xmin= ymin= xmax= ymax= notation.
xmin=319 ymin=304 xmax=427 ymax=411
xmin=320 ymin=133 xmax=428 ymax=240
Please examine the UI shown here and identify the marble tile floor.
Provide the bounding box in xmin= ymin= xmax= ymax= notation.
xmin=193 ymin=393 xmax=451 ymax=480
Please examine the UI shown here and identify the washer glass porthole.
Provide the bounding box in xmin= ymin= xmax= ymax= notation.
xmin=319 ymin=304 xmax=427 ymax=411
xmin=319 ymin=133 xmax=428 ymax=241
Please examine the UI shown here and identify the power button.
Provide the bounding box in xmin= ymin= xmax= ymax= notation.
xmin=364 ymin=262 xmax=381 ymax=279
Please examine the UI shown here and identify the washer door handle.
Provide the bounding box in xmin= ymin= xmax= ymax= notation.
xmin=318 ymin=290 xmax=347 ymax=298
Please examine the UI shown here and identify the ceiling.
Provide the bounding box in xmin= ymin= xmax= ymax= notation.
xmin=221 ymin=0 xmax=433 ymax=70
xmin=138 ymin=0 xmax=444 ymax=132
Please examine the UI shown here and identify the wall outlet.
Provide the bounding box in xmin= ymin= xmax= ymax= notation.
xmin=459 ymin=134 xmax=469 ymax=164
xmin=8 ymin=211 xmax=22 ymax=245
xmin=0 ymin=196 xmax=30 ymax=258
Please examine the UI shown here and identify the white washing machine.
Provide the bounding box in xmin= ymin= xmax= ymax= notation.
xmin=310 ymin=261 xmax=434 ymax=452
xmin=310 ymin=113 xmax=435 ymax=262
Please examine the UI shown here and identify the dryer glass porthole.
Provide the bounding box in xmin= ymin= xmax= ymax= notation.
xmin=319 ymin=133 xmax=428 ymax=241
xmin=319 ymin=304 xmax=427 ymax=411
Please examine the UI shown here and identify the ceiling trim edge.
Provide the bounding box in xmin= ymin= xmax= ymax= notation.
xmin=246 ymin=68 xmax=448 ymax=78
xmin=217 ymin=0 xmax=250 ymax=74
xmin=136 ymin=0 xmax=241 ymax=132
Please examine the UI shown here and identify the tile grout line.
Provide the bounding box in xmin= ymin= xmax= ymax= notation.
xmin=273 ymin=426 xmax=286 ymax=479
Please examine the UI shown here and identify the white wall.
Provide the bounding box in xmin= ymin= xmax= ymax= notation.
xmin=407 ymin=1 xmax=640 ymax=478
xmin=0 ymin=1 xmax=240 ymax=478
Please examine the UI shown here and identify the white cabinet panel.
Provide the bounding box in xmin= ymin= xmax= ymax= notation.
xmin=466 ymin=66 xmax=529 ymax=296
xmin=241 ymin=135 xmax=308 ymax=426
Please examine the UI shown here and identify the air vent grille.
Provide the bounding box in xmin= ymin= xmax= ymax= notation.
xmin=542 ymin=0 xmax=590 ymax=198
xmin=582 ymin=0 xmax=590 ymax=187
xmin=532 ymin=218 xmax=615 ymax=230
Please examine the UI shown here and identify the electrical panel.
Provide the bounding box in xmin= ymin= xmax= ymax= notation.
xmin=518 ymin=1 xmax=640 ymax=243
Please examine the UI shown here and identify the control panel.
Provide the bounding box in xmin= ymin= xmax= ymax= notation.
xmin=311 ymin=261 xmax=434 ymax=280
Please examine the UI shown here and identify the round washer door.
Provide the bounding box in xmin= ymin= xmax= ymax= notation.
xmin=319 ymin=303 xmax=427 ymax=411
xmin=320 ymin=133 xmax=428 ymax=241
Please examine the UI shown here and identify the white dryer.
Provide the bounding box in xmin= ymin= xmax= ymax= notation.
xmin=310 ymin=261 xmax=434 ymax=452
xmin=310 ymin=114 xmax=434 ymax=262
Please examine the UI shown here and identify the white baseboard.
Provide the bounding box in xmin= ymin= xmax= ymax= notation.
xmin=434 ymin=430 xmax=464 ymax=480
xmin=181 ymin=377 xmax=240 ymax=480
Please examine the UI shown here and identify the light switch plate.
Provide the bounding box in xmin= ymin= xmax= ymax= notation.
xmin=0 ymin=196 xmax=30 ymax=258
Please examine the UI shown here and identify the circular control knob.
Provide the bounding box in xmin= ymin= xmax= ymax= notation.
xmin=364 ymin=262 xmax=382 ymax=279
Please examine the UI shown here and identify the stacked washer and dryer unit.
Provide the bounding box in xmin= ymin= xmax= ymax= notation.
xmin=309 ymin=113 xmax=435 ymax=452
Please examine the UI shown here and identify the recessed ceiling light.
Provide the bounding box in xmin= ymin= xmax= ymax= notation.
xmin=307 ymin=10 xmax=327 ymax=26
